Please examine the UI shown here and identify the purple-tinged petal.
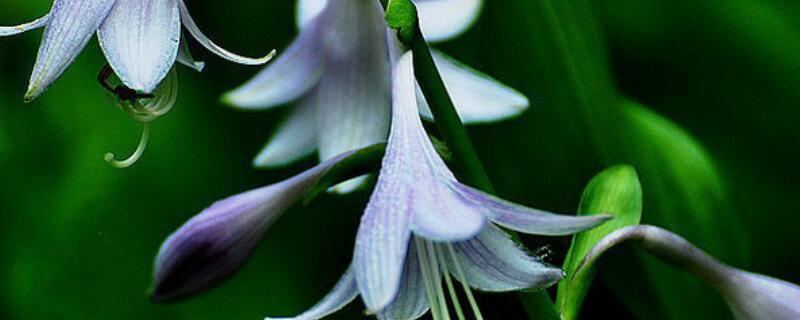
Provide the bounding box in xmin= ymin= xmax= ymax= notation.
xmin=224 ymin=14 xmax=325 ymax=109
xmin=316 ymin=0 xmax=391 ymax=165
xmin=265 ymin=267 xmax=358 ymax=320
xmin=415 ymin=0 xmax=482 ymax=42
xmin=176 ymin=40 xmax=205 ymax=72
xmin=177 ymin=0 xmax=274 ymax=65
xmin=151 ymin=153 xmax=351 ymax=301
xmin=578 ymin=225 xmax=800 ymax=320
xmin=446 ymin=225 xmax=564 ymax=292
xmin=25 ymin=0 xmax=117 ymax=101
xmin=388 ymin=52 xmax=485 ymax=241
xmin=0 ymin=13 xmax=50 ymax=37
xmin=253 ymin=94 xmax=319 ymax=168
xmin=417 ymin=51 xmax=529 ymax=124
xmin=296 ymin=0 xmax=328 ymax=30
xmin=98 ymin=0 xmax=181 ymax=93
xmin=354 ymin=181 xmax=413 ymax=311
xmin=451 ymin=182 xmax=611 ymax=236
xmin=722 ymin=271 xmax=800 ymax=320
xmin=378 ymin=242 xmax=430 ymax=320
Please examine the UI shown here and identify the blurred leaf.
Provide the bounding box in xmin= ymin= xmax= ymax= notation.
xmin=596 ymin=100 xmax=751 ymax=319
xmin=485 ymin=1 xmax=751 ymax=319
xmin=556 ymin=165 xmax=642 ymax=320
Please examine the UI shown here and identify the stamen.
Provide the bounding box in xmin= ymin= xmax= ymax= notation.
xmin=425 ymin=240 xmax=451 ymax=320
xmin=105 ymin=68 xmax=178 ymax=168
xmin=446 ymin=244 xmax=485 ymax=320
xmin=415 ymin=238 xmax=451 ymax=320
xmin=105 ymin=123 xmax=150 ymax=169
xmin=438 ymin=245 xmax=466 ymax=320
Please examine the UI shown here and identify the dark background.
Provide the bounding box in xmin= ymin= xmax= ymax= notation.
xmin=0 ymin=0 xmax=797 ymax=319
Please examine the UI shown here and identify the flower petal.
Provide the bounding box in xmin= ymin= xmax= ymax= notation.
xmin=0 ymin=13 xmax=50 ymax=37
xmin=446 ymin=225 xmax=564 ymax=292
xmin=390 ymin=52 xmax=485 ymax=241
xmin=316 ymin=0 xmax=391 ymax=162
xmin=415 ymin=0 xmax=482 ymax=42
xmin=378 ymin=242 xmax=430 ymax=320
xmin=176 ymin=40 xmax=205 ymax=72
xmin=98 ymin=0 xmax=180 ymax=93
xmin=177 ymin=0 xmax=274 ymax=65
xmin=25 ymin=0 xmax=117 ymax=101
xmin=253 ymin=94 xmax=318 ymax=168
xmin=265 ymin=267 xmax=358 ymax=320
xmin=296 ymin=0 xmax=328 ymax=30
xmin=417 ymin=51 xmax=529 ymax=124
xmin=724 ymin=271 xmax=800 ymax=320
xmin=451 ymin=182 xmax=611 ymax=236
xmin=224 ymin=14 xmax=325 ymax=110
xmin=577 ymin=225 xmax=800 ymax=320
xmin=354 ymin=188 xmax=413 ymax=311
xmin=151 ymin=153 xmax=352 ymax=301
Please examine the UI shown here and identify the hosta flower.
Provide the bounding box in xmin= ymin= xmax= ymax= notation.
xmin=580 ymin=225 xmax=800 ymax=320
xmin=151 ymin=52 xmax=610 ymax=319
xmin=224 ymin=0 xmax=527 ymax=191
xmin=150 ymin=151 xmax=354 ymax=301
xmin=0 ymin=0 xmax=273 ymax=101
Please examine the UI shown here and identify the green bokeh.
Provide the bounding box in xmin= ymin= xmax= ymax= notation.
xmin=1 ymin=0 xmax=798 ymax=319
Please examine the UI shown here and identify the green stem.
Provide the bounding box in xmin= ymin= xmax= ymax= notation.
xmin=386 ymin=1 xmax=559 ymax=318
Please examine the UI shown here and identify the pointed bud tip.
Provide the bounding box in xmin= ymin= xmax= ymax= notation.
xmin=219 ymin=92 xmax=238 ymax=107
xmin=23 ymin=91 xmax=37 ymax=103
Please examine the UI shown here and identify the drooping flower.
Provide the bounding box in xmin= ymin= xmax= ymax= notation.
xmin=0 ymin=0 xmax=274 ymax=101
xmin=152 ymin=52 xmax=610 ymax=318
xmin=579 ymin=225 xmax=800 ymax=320
xmin=150 ymin=151 xmax=355 ymax=301
xmin=224 ymin=0 xmax=527 ymax=188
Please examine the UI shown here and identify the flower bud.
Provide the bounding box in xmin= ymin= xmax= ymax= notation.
xmin=150 ymin=155 xmax=346 ymax=301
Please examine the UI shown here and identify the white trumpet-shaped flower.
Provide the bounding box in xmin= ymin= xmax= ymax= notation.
xmin=275 ymin=52 xmax=609 ymax=320
xmin=0 ymin=0 xmax=274 ymax=101
xmin=224 ymin=0 xmax=528 ymax=191
xmin=152 ymin=52 xmax=609 ymax=318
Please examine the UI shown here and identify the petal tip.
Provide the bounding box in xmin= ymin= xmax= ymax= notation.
xmin=246 ymin=49 xmax=278 ymax=66
xmin=23 ymin=87 xmax=40 ymax=103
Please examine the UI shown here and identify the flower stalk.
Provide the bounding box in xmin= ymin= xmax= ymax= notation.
xmin=385 ymin=1 xmax=559 ymax=318
xmin=386 ymin=0 xmax=493 ymax=193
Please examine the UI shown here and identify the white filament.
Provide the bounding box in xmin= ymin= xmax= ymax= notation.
xmin=105 ymin=68 xmax=178 ymax=168
xmin=447 ymin=244 xmax=485 ymax=320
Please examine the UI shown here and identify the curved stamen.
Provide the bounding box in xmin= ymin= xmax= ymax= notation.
xmin=104 ymin=68 xmax=178 ymax=168
xmin=105 ymin=123 xmax=150 ymax=169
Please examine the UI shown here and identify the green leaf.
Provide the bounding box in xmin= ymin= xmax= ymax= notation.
xmin=556 ymin=165 xmax=643 ymax=320
xmin=599 ymin=101 xmax=750 ymax=319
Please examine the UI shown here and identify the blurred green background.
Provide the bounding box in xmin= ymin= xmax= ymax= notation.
xmin=0 ymin=0 xmax=798 ymax=319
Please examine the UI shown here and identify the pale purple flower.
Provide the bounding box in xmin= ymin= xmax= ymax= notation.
xmin=0 ymin=0 xmax=274 ymax=101
xmin=151 ymin=51 xmax=607 ymax=318
xmin=269 ymin=52 xmax=610 ymax=320
xmin=223 ymin=0 xmax=528 ymax=192
xmin=580 ymin=225 xmax=800 ymax=320
xmin=150 ymin=151 xmax=354 ymax=301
